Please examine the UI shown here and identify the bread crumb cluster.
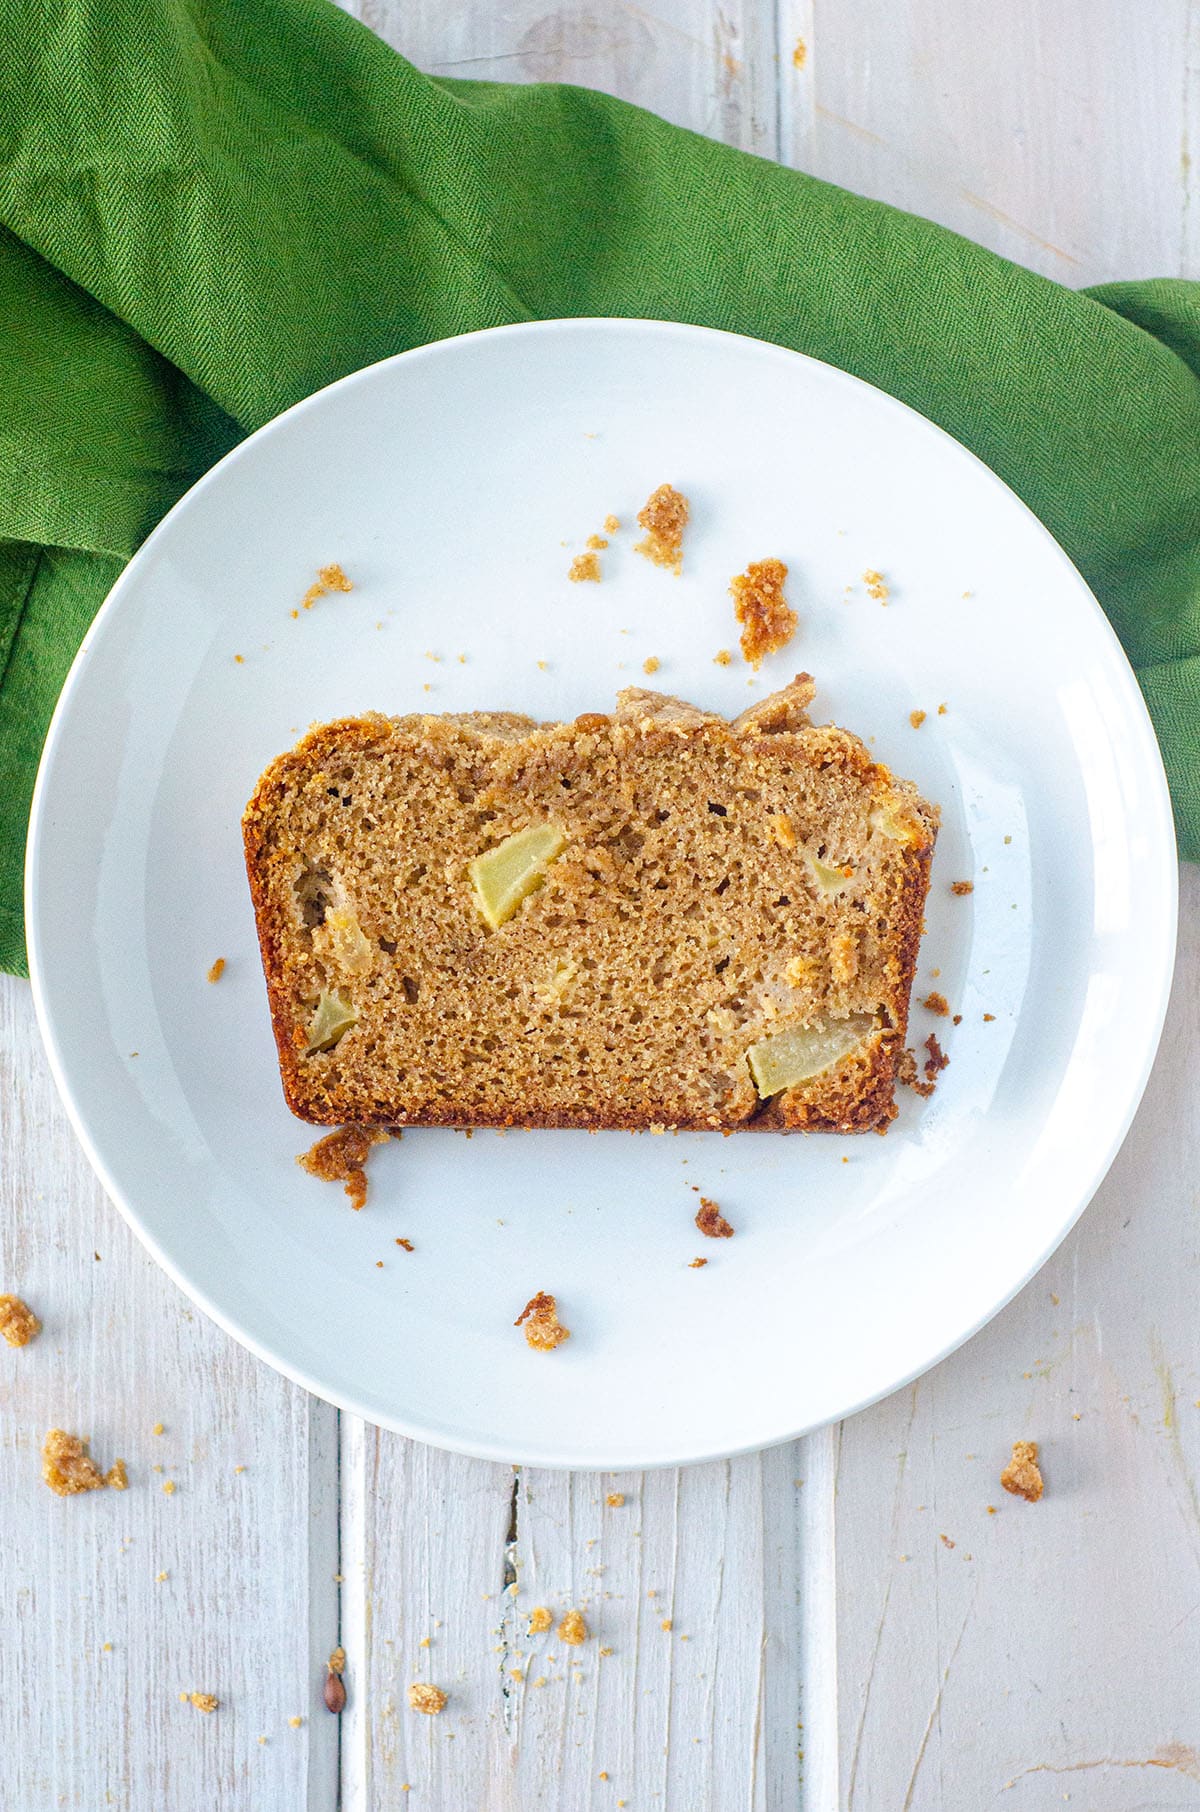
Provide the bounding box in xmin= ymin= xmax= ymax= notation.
xmin=41 ymin=1428 xmax=127 ymax=1497
xmin=0 ymin=1293 xmax=40 ymax=1347
xmin=695 ymin=1198 xmax=734 ymax=1239
xmin=407 ymin=1681 xmax=447 ymax=1714
xmin=634 ymin=483 xmax=690 ymax=574
xmin=1001 ymin=1439 xmax=1044 ymax=1502
xmin=730 ymin=559 xmax=796 ymax=669
xmin=298 ymin=1126 xmax=390 ymax=1211
xmin=515 ymin=1291 xmax=571 ymax=1352
xmin=302 ymin=562 xmax=354 ymax=612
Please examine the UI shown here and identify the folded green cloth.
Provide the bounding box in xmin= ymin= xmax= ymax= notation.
xmin=1 ymin=0 xmax=1197 ymax=976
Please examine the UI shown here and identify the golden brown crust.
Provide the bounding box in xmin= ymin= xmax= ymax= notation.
xmin=730 ymin=559 xmax=797 ymax=668
xmin=244 ymin=684 xmax=937 ymax=1135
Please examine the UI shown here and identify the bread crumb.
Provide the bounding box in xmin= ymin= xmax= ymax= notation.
xmin=298 ymin=1126 xmax=390 ymax=1211
xmin=660 ymin=1618 xmax=673 ymax=1631
xmin=922 ymin=991 xmax=950 ymax=1016
xmin=897 ymin=1048 xmax=936 ymax=1100
xmin=529 ymin=1606 xmax=553 ymax=1634
xmin=156 ymin=1571 xmax=169 ymax=1582
xmin=770 ymin=813 xmax=796 ymax=850
xmin=939 ymin=1533 xmax=955 ymax=1549
xmin=937 ymin=702 xmax=948 ymax=715
xmin=233 ymin=653 xmax=245 ymax=664
xmin=688 ymin=1257 xmax=708 ymax=1268
xmin=288 ymin=1715 xmax=304 ymax=1728
xmin=1000 ymin=1440 xmax=1044 ymax=1502
xmin=713 ymin=649 xmax=732 ymax=666
xmin=730 ymin=559 xmax=796 ymax=668
xmin=950 ymin=880 xmax=974 ymax=896
xmin=642 ymin=656 xmax=660 ymax=676
xmin=106 ymin=1460 xmax=128 ymax=1491
xmin=42 ymin=1429 xmax=109 ymax=1496
xmin=532 ymin=1675 xmax=547 ymax=1688
xmin=983 ymin=1013 xmax=996 ymax=1022
xmin=510 ymin=1666 xmax=524 ymax=1681
xmin=792 ymin=35 xmax=807 ymax=66
xmin=329 ymin=1647 xmax=346 ymax=1675
xmin=395 ymin=1237 xmax=415 ymax=1252
xmin=558 ymin=1609 xmax=588 ymax=1646
xmin=408 ymin=1682 xmax=446 ymax=1714
xmin=318 ymin=564 xmax=353 ymax=593
xmin=923 ymin=1034 xmax=949 ymax=1081
xmin=603 ymin=514 xmax=620 ymax=533
xmin=586 ymin=534 xmax=609 ymax=551
xmin=569 ymin=552 xmax=601 ymax=583
xmin=606 ymin=1492 xmax=625 ymax=1506
xmin=515 ymin=1291 xmax=570 ymax=1352
xmin=206 ymin=957 xmax=226 ymax=984
xmin=863 ymin=568 xmax=890 ymax=603
xmin=634 ymin=483 xmax=689 ymax=574
xmin=0 ymin=1294 xmax=41 ymax=1347
xmin=986 ymin=1504 xmax=997 ymax=1514
xmin=696 ymin=1198 xmax=734 ymax=1239
xmin=184 ymin=1692 xmax=218 ymax=1714
xmin=909 ymin=710 xmax=926 ymax=729
xmin=162 ymin=1479 xmax=177 ymax=1496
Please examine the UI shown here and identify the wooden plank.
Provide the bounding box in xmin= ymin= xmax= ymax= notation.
xmin=836 ymin=865 xmax=1200 ymax=1809
xmin=779 ymin=0 xmax=1194 ymax=287
xmin=0 ymin=976 xmax=340 ymax=1811
xmin=347 ymin=0 xmax=780 ymax=158
xmin=339 ymin=1436 xmax=809 ymax=1807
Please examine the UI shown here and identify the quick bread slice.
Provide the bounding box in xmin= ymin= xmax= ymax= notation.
xmin=243 ymin=678 xmax=937 ymax=1133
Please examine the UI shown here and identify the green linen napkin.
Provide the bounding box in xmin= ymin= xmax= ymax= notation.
xmin=1 ymin=0 xmax=1197 ymax=977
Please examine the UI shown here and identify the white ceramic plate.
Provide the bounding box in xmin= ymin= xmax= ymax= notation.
xmin=27 ymin=320 xmax=1177 ymax=1469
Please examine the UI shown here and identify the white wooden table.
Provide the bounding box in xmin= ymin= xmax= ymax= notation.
xmin=4 ymin=6 xmax=1198 ymax=1807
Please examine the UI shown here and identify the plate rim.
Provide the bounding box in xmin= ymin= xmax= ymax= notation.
xmin=25 ymin=316 xmax=1180 ymax=1468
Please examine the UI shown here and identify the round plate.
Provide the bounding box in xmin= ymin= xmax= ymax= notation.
xmin=26 ymin=320 xmax=1177 ymax=1468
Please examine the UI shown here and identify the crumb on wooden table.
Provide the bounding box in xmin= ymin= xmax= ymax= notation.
xmin=206 ymin=957 xmax=226 ymax=984
xmin=695 ymin=1198 xmax=734 ymax=1239
xmin=1000 ymin=1440 xmax=1044 ymax=1502
xmin=558 ymin=1609 xmax=588 ymax=1646
xmin=730 ymin=559 xmax=796 ymax=668
xmin=515 ymin=1291 xmax=570 ymax=1352
xmin=792 ymin=36 xmax=807 ymax=66
xmin=0 ymin=1294 xmax=41 ymax=1347
xmin=162 ymin=1479 xmax=177 ymax=1496
xmin=297 ymin=1126 xmax=390 ymax=1211
xmin=328 ymin=1647 xmax=346 ymax=1675
xmin=634 ymin=483 xmax=689 ymax=574
xmin=606 ymin=1492 xmax=625 ymax=1507
xmin=182 ymin=1691 xmax=219 ymax=1713
xmin=922 ymin=991 xmax=950 ymax=1017
xmin=529 ymin=1606 xmax=553 ymax=1634
xmin=106 ymin=1459 xmax=128 ymax=1491
xmin=407 ymin=1682 xmax=447 ymax=1715
xmin=909 ymin=709 xmax=926 ymax=729
xmin=568 ymin=551 xmax=602 ymax=583
xmin=42 ymin=1429 xmax=114 ymax=1497
xmin=660 ymin=1617 xmax=673 ymax=1631
xmin=950 ymin=880 xmax=974 ymax=896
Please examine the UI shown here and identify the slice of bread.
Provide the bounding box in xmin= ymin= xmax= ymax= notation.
xmin=243 ymin=678 xmax=937 ymax=1133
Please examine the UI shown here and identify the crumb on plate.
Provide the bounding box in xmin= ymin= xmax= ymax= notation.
xmin=297 ymin=1126 xmax=390 ymax=1211
xmin=515 ymin=1291 xmax=570 ymax=1352
xmin=730 ymin=559 xmax=796 ymax=668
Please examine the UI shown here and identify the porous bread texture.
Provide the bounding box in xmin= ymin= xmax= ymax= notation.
xmin=243 ymin=678 xmax=937 ymax=1133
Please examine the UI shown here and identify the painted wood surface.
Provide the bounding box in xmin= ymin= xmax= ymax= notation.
xmin=2 ymin=4 xmax=1197 ymax=1807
